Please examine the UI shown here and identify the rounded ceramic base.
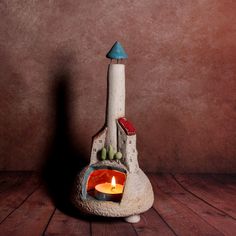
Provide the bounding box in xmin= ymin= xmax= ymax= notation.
xmin=124 ymin=215 xmax=140 ymax=223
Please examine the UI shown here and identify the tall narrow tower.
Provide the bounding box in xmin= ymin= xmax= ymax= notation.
xmin=105 ymin=42 xmax=128 ymax=152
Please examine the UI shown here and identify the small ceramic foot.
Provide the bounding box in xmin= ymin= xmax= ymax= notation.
xmin=124 ymin=215 xmax=140 ymax=223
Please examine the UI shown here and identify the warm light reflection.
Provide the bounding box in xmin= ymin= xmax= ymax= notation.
xmin=111 ymin=176 xmax=116 ymax=189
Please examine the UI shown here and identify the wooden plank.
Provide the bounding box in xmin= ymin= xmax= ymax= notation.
xmin=149 ymin=174 xmax=223 ymax=236
xmin=211 ymin=174 xmax=236 ymax=184
xmin=157 ymin=174 xmax=236 ymax=236
xmin=0 ymin=173 xmax=40 ymax=222
xmin=0 ymin=172 xmax=37 ymax=198
xmin=192 ymin=174 xmax=236 ymax=195
xmin=0 ymin=172 xmax=31 ymax=194
xmin=133 ymin=208 xmax=175 ymax=236
xmin=44 ymin=209 xmax=90 ymax=236
xmin=211 ymin=174 xmax=236 ymax=191
xmin=91 ymin=217 xmax=137 ymax=236
xmin=175 ymin=174 xmax=236 ymax=218
xmin=0 ymin=186 xmax=55 ymax=236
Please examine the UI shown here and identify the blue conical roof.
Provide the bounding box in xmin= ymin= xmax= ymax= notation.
xmin=106 ymin=41 xmax=128 ymax=59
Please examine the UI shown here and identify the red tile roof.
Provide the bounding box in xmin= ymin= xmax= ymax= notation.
xmin=118 ymin=117 xmax=136 ymax=135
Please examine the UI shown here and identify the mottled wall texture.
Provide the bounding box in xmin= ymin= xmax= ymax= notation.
xmin=0 ymin=0 xmax=236 ymax=172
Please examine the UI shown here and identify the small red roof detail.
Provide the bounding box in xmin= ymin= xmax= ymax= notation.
xmin=118 ymin=117 xmax=136 ymax=135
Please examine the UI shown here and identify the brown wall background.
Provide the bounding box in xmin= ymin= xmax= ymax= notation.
xmin=0 ymin=0 xmax=236 ymax=173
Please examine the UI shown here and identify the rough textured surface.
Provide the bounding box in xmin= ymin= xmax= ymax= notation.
xmin=71 ymin=162 xmax=154 ymax=217
xmin=0 ymin=1 xmax=236 ymax=172
xmin=117 ymin=122 xmax=139 ymax=173
xmin=90 ymin=128 xmax=107 ymax=165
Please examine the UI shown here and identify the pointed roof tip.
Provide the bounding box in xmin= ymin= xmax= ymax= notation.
xmin=106 ymin=41 xmax=128 ymax=59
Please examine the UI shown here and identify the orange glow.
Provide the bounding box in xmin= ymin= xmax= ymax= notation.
xmin=87 ymin=169 xmax=126 ymax=192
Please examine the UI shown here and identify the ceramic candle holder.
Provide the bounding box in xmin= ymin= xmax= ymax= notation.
xmin=71 ymin=42 xmax=154 ymax=223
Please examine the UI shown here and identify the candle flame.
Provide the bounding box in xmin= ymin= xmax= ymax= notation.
xmin=111 ymin=176 xmax=116 ymax=188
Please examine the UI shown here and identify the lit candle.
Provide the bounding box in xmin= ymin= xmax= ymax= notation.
xmin=95 ymin=176 xmax=124 ymax=202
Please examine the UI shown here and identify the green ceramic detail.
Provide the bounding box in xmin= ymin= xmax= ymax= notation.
xmin=108 ymin=145 xmax=115 ymax=160
xmin=101 ymin=147 xmax=107 ymax=160
xmin=115 ymin=152 xmax=123 ymax=160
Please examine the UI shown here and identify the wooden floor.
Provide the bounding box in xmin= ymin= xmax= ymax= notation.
xmin=0 ymin=173 xmax=236 ymax=236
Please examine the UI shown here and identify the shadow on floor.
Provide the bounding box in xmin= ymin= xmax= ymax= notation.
xmin=41 ymin=64 xmax=89 ymax=219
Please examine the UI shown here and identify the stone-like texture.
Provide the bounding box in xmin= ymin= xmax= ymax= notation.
xmin=72 ymin=162 xmax=154 ymax=217
xmin=0 ymin=1 xmax=236 ymax=172
xmin=90 ymin=128 xmax=107 ymax=165
xmin=117 ymin=122 xmax=139 ymax=173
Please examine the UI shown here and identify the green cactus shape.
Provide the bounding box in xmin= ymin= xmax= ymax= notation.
xmin=101 ymin=147 xmax=107 ymax=160
xmin=108 ymin=145 xmax=115 ymax=160
xmin=115 ymin=151 xmax=122 ymax=160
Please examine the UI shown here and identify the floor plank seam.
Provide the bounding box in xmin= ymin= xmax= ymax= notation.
xmin=151 ymin=206 xmax=178 ymax=236
xmin=166 ymin=175 xmax=228 ymax=236
xmin=151 ymin=174 xmax=228 ymax=236
xmin=0 ymin=184 xmax=41 ymax=224
xmin=130 ymin=222 xmax=139 ymax=236
xmin=42 ymin=207 xmax=57 ymax=236
xmin=172 ymin=174 xmax=236 ymax=221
